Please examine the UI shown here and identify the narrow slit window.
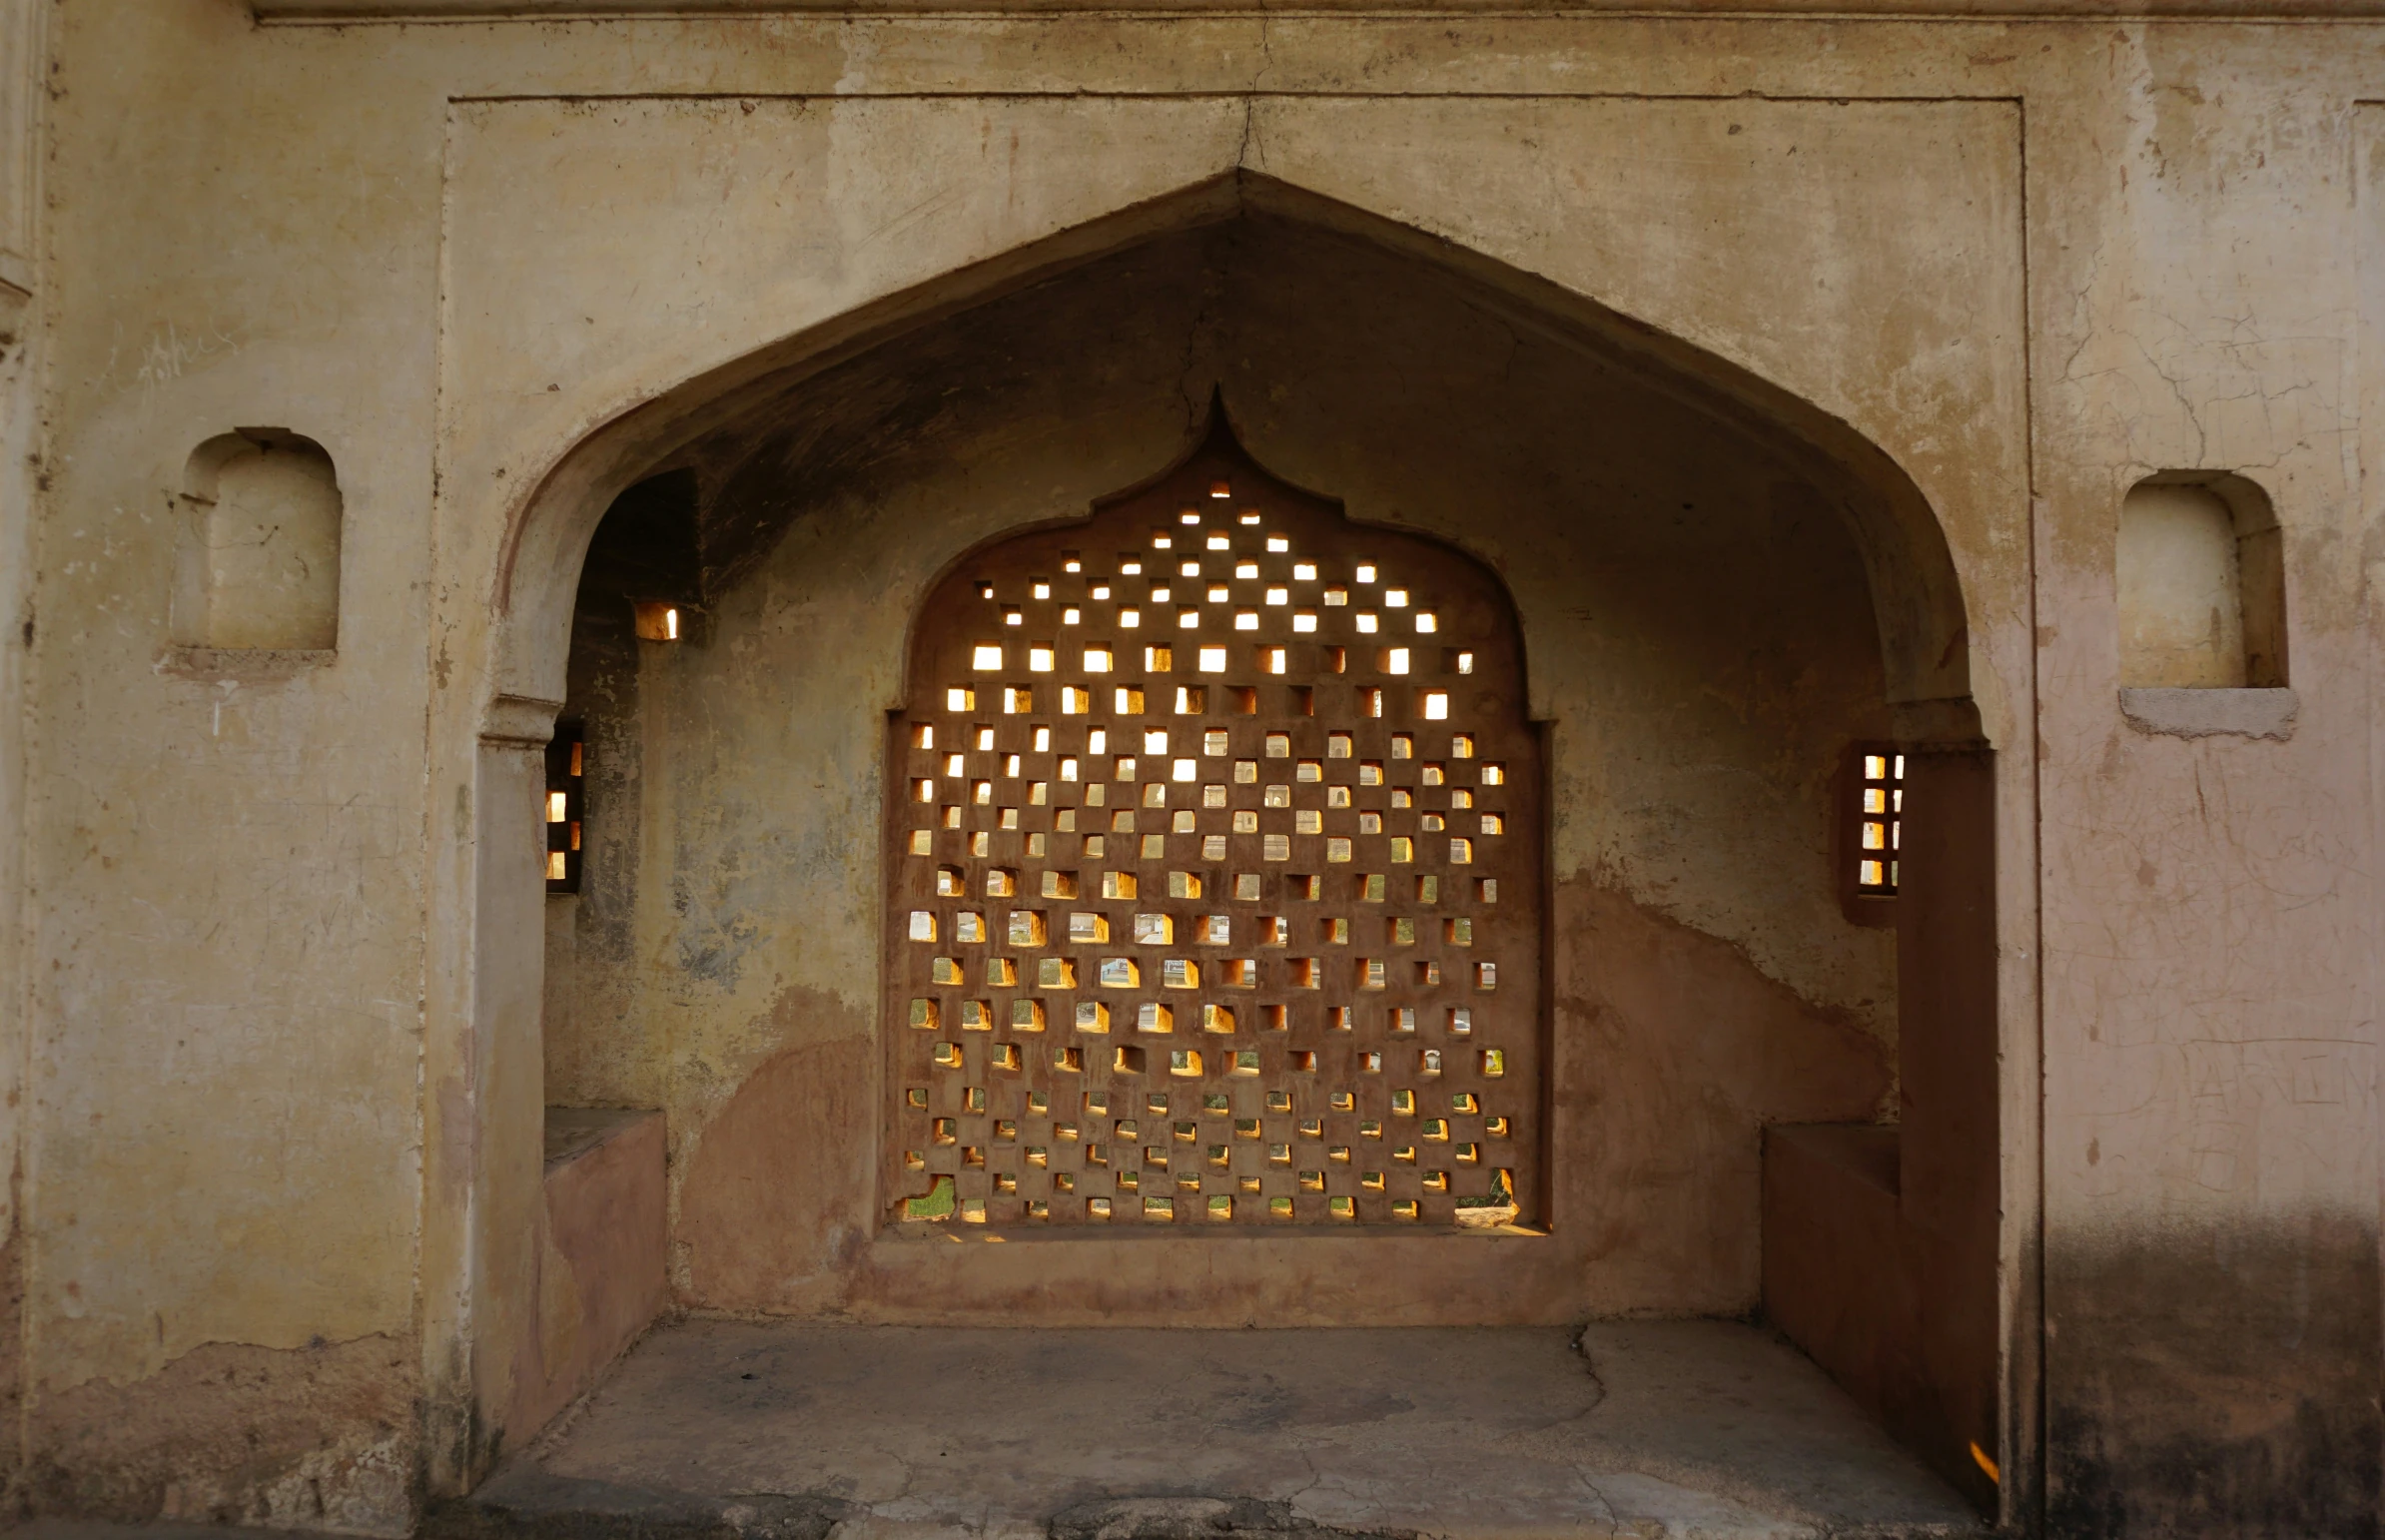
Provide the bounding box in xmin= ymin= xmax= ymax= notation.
xmin=1849 ymin=744 xmax=1905 ymax=899
xmin=544 ymin=720 xmax=586 ymax=894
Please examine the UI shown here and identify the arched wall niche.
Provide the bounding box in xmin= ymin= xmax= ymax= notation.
xmin=172 ymin=426 xmax=343 ymax=653
xmin=491 ymin=174 xmax=1979 ymax=738
xmin=467 ymin=172 xmax=2000 ymax=1511
xmin=2116 ymin=468 xmax=2287 ymax=690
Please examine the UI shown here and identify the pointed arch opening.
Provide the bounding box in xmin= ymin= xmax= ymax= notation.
xmin=484 ymin=172 xmax=1996 ymax=1516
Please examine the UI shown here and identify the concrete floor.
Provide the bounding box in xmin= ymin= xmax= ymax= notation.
xmin=466 ymin=1320 xmax=1987 ymax=1540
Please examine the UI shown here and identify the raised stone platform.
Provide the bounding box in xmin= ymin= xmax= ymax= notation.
xmin=452 ymin=1320 xmax=1987 ymax=1540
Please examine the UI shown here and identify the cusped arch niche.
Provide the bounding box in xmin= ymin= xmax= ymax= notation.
xmin=886 ymin=403 xmax=1542 ymax=1230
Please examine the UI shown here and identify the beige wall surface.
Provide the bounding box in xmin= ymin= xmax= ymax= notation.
xmin=14 ymin=4 xmax=2381 ymax=1534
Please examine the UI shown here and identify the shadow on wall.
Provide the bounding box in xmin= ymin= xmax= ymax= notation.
xmin=1762 ymin=743 xmax=1999 ymax=1512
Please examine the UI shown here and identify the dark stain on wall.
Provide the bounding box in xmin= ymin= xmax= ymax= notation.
xmin=0 ymin=1187 xmax=22 ymax=1506
xmin=2046 ymin=1212 xmax=2380 ymax=1538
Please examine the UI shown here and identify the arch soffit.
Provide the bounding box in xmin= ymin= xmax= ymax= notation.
xmin=492 ymin=170 xmax=1976 ymax=721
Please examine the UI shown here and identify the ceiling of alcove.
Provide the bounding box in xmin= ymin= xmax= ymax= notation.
xmin=608 ymin=214 xmax=1883 ymax=635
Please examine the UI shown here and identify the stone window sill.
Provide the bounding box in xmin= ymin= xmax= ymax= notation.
xmin=2119 ymin=686 xmax=2297 ymax=741
xmin=157 ymin=646 xmax=337 ymax=681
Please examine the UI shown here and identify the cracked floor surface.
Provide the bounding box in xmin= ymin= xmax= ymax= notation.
xmin=504 ymin=1321 xmax=1985 ymax=1539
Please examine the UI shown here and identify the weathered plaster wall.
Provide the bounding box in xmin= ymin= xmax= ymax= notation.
xmin=30 ymin=3 xmax=434 ymax=1527
xmin=2030 ymin=39 xmax=2385 ymax=1534
xmin=0 ymin=0 xmax=44 ymax=1510
xmin=24 ymin=5 xmax=2385 ymax=1532
xmin=503 ymin=1110 xmax=667 ymax=1445
xmin=547 ymin=218 xmax=1901 ymax=1320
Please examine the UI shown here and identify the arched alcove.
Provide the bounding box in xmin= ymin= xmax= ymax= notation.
xmin=171 ymin=428 xmax=342 ymax=652
xmin=470 ymin=175 xmax=1997 ymax=1512
xmin=2118 ymin=470 xmax=2287 ymax=689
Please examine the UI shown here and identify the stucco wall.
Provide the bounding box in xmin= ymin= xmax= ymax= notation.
xmin=0 ymin=0 xmax=43 ymax=1510
xmin=16 ymin=4 xmax=2382 ymax=1534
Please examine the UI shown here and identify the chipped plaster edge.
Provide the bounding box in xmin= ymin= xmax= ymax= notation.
xmin=2116 ymin=686 xmax=2299 ymax=740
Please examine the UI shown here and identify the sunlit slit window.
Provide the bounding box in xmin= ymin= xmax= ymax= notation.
xmin=1852 ymin=747 xmax=1905 ymax=898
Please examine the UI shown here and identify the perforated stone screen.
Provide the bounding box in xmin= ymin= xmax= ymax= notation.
xmin=884 ymin=419 xmax=1543 ymax=1229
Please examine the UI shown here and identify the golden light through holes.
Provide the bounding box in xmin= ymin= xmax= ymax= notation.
xmin=887 ymin=409 xmax=1540 ymax=1229
xmin=544 ymin=720 xmax=586 ymax=892
xmin=1856 ymin=750 xmax=1905 ymax=895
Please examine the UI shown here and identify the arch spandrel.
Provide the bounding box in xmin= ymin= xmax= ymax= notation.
xmin=883 ymin=404 xmax=1545 ymax=1230
xmin=487 ymin=162 xmax=1980 ymax=727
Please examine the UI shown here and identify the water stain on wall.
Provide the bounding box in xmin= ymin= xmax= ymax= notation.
xmin=31 ymin=1332 xmax=415 ymax=1533
xmin=2047 ymin=1213 xmax=2382 ymax=1539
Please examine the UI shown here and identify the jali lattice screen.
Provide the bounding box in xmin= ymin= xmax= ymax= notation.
xmin=885 ymin=414 xmax=1542 ymax=1229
